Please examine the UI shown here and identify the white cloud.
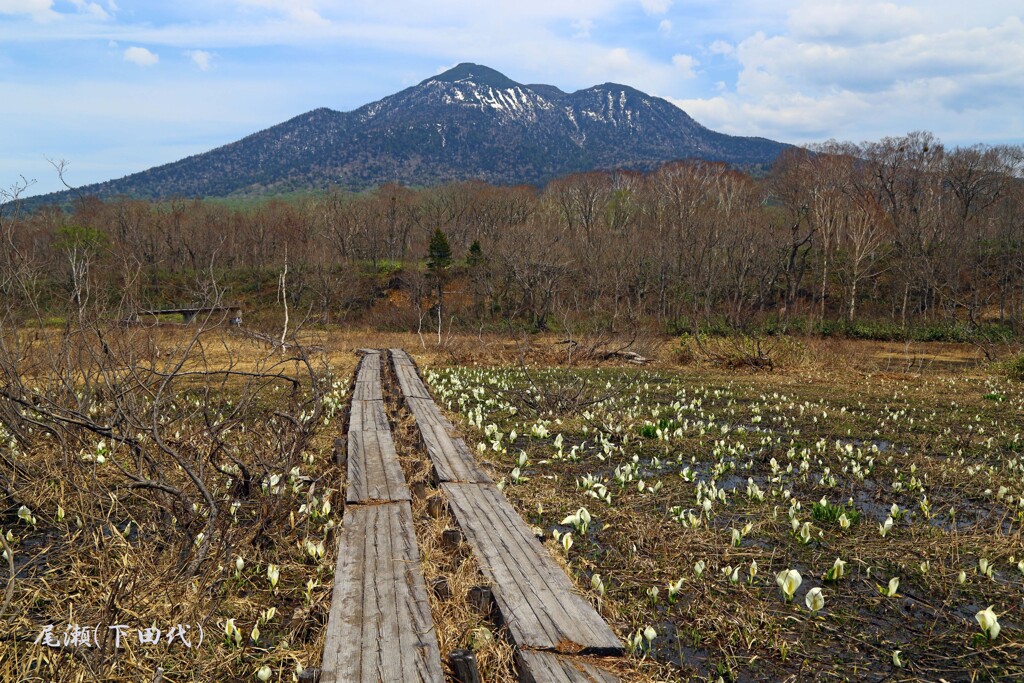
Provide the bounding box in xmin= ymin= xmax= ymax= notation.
xmin=671 ymin=53 xmax=698 ymax=78
xmin=668 ymin=15 xmax=1024 ymax=143
xmin=732 ymin=16 xmax=1024 ymax=99
xmin=708 ymin=40 xmax=733 ymax=55
xmin=787 ymin=2 xmax=921 ymax=43
xmin=235 ymin=0 xmax=328 ymax=26
xmin=186 ymin=49 xmax=213 ymax=70
xmin=600 ymin=47 xmax=634 ymax=71
xmin=658 ymin=19 xmax=671 ymax=35
xmin=571 ymin=19 xmax=593 ymax=39
xmin=0 ymin=0 xmax=58 ymax=21
xmin=123 ymin=46 xmax=159 ymax=67
xmin=639 ymin=0 xmax=671 ymax=15
xmin=68 ymin=0 xmax=110 ymax=19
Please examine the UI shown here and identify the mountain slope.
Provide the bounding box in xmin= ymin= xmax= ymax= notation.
xmin=27 ymin=63 xmax=790 ymax=204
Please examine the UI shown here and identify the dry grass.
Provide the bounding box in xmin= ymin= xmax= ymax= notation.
xmin=0 ymin=323 xmax=355 ymax=682
xmin=2 ymin=324 xmax=1019 ymax=682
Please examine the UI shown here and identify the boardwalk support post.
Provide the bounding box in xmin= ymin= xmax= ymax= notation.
xmin=469 ymin=585 xmax=495 ymax=618
xmin=442 ymin=527 xmax=464 ymax=548
xmin=427 ymin=496 xmax=445 ymax=519
xmin=448 ymin=649 xmax=482 ymax=683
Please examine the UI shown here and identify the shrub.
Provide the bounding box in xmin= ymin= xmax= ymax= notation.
xmin=1007 ymin=354 xmax=1024 ymax=382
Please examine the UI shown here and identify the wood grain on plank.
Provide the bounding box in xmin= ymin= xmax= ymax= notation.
xmin=396 ymin=365 xmax=432 ymax=399
xmin=404 ymin=396 xmax=443 ymax=426
xmin=357 ymin=350 xmax=382 ymax=375
xmin=394 ymin=372 xmax=491 ymax=484
xmin=350 ymin=399 xmax=390 ymax=432
xmin=347 ymin=428 xmax=411 ymax=504
xmin=389 ymin=349 xmax=432 ymax=397
xmin=417 ymin=422 xmax=491 ymax=484
xmin=442 ymin=483 xmax=621 ymax=654
xmin=321 ymin=502 xmax=444 ymax=683
xmin=516 ymin=651 xmax=621 ymax=683
xmin=353 ymin=380 xmax=383 ymax=402
xmin=353 ymin=352 xmax=384 ymax=401
xmin=389 ymin=349 xmax=416 ymax=366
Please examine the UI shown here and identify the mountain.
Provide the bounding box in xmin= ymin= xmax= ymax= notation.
xmin=24 ymin=63 xmax=790 ymax=205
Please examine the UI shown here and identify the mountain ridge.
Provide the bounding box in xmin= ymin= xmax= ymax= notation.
xmin=21 ymin=62 xmax=791 ymax=207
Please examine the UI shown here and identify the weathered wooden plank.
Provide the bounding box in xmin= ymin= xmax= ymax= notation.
xmin=349 ymin=399 xmax=367 ymax=433
xmin=442 ymin=483 xmax=622 ymax=654
xmin=397 ymin=381 xmax=490 ymax=484
xmin=417 ymin=422 xmax=491 ymax=484
xmin=389 ymin=350 xmax=433 ymax=398
xmin=357 ymin=350 xmax=382 ymax=375
xmin=347 ymin=429 xmax=411 ymax=504
xmin=395 ymin=364 xmax=432 ymax=399
xmin=389 ymin=348 xmax=416 ymax=366
xmin=516 ymin=651 xmax=621 ymax=683
xmin=321 ymin=502 xmax=444 ymax=683
xmin=353 ymin=380 xmax=383 ymax=402
xmin=405 ymin=396 xmax=444 ymax=426
xmin=353 ymin=352 xmax=384 ymax=401
xmin=349 ymin=399 xmax=390 ymax=432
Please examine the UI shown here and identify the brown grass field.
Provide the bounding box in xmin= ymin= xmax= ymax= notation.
xmin=1 ymin=324 xmax=1021 ymax=682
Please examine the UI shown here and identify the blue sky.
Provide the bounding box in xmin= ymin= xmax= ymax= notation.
xmin=2 ymin=0 xmax=1022 ymax=197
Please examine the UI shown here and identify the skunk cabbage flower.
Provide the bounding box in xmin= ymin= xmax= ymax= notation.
xmin=17 ymin=506 xmax=35 ymax=526
xmin=224 ymin=618 xmax=242 ymax=647
xmin=976 ymin=605 xmax=1000 ymax=640
xmin=878 ymin=576 xmax=899 ymax=597
xmin=805 ymin=586 xmax=824 ymax=613
xmin=667 ymin=577 xmax=684 ymax=601
xmin=879 ymin=516 xmax=893 ymax=538
xmin=776 ymin=569 xmax=802 ymax=602
xmin=825 ymin=557 xmax=846 ymax=581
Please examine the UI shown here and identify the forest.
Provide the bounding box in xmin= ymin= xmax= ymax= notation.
xmin=2 ymin=131 xmax=1023 ymax=341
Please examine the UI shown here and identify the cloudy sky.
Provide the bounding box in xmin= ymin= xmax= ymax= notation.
xmin=2 ymin=0 xmax=1022 ymax=196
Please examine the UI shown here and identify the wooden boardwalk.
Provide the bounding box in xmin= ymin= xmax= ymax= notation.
xmin=321 ymin=502 xmax=444 ymax=682
xmin=321 ymin=350 xmax=443 ymax=683
xmin=346 ymin=429 xmax=410 ymax=504
xmin=391 ymin=349 xmax=491 ymax=484
xmin=517 ymin=651 xmax=621 ymax=683
xmin=388 ymin=349 xmax=623 ymax=681
xmin=442 ymin=482 xmax=621 ymax=653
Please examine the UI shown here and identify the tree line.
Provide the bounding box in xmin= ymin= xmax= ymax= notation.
xmin=2 ymin=131 xmax=1022 ymax=339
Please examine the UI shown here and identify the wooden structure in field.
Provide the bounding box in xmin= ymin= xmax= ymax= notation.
xmin=131 ymin=305 xmax=243 ymax=325
xmin=389 ymin=348 xmax=623 ymax=682
xmin=320 ymin=350 xmax=444 ymax=683
xmin=319 ymin=348 xmax=623 ymax=683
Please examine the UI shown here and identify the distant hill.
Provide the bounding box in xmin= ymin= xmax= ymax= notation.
xmin=24 ymin=63 xmax=790 ymax=206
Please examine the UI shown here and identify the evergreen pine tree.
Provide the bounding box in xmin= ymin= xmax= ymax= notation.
xmin=467 ymin=239 xmax=483 ymax=267
xmin=427 ymin=228 xmax=451 ymax=343
xmin=428 ymin=228 xmax=452 ymax=273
